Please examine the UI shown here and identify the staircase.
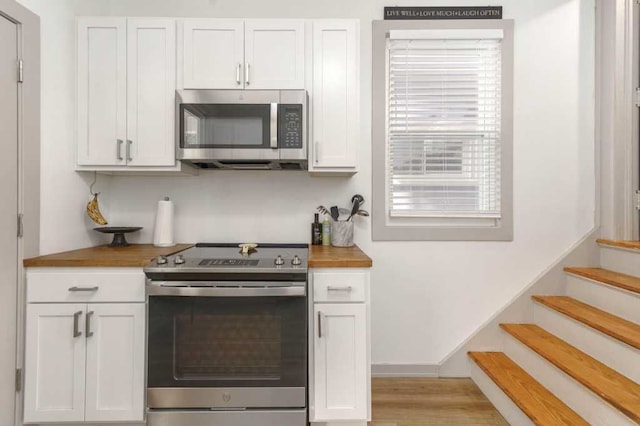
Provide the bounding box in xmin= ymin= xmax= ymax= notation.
xmin=468 ymin=239 xmax=640 ymax=425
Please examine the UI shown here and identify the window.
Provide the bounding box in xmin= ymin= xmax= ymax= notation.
xmin=372 ymin=20 xmax=514 ymax=241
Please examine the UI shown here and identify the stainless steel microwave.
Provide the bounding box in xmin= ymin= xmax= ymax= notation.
xmin=176 ymin=90 xmax=308 ymax=170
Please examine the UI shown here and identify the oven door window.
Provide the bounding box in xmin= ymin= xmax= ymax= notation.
xmin=148 ymin=296 xmax=306 ymax=388
xmin=180 ymin=104 xmax=271 ymax=149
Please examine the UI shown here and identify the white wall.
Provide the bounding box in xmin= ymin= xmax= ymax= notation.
xmin=22 ymin=0 xmax=596 ymax=367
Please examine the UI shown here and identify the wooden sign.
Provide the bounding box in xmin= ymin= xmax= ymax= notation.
xmin=384 ymin=6 xmax=503 ymax=20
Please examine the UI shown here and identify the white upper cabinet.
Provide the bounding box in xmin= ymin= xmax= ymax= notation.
xmin=310 ymin=20 xmax=359 ymax=173
xmin=77 ymin=18 xmax=182 ymax=171
xmin=126 ymin=19 xmax=177 ymax=167
xmin=182 ymin=19 xmax=244 ymax=89
xmin=77 ymin=18 xmax=127 ymax=166
xmin=244 ymin=20 xmax=305 ymax=89
xmin=180 ymin=19 xmax=305 ymax=90
xmin=24 ymin=304 xmax=87 ymax=423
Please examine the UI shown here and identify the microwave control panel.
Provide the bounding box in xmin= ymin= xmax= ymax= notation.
xmin=278 ymin=104 xmax=303 ymax=149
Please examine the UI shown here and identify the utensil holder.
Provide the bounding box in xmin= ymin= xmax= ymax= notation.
xmin=331 ymin=220 xmax=354 ymax=247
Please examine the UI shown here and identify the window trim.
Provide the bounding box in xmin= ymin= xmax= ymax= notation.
xmin=372 ymin=19 xmax=514 ymax=241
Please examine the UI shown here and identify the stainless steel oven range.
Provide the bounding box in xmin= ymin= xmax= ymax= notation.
xmin=143 ymin=243 xmax=308 ymax=426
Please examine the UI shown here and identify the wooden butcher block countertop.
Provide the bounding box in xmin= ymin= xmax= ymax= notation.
xmin=308 ymin=244 xmax=372 ymax=268
xmin=23 ymin=243 xmax=372 ymax=268
xmin=23 ymin=244 xmax=193 ymax=268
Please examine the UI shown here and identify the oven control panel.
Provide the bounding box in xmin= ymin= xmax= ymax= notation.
xmin=278 ymin=104 xmax=303 ymax=149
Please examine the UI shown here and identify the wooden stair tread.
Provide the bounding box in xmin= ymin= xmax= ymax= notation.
xmin=532 ymin=295 xmax=640 ymax=350
xmin=500 ymin=324 xmax=640 ymax=423
xmin=597 ymin=239 xmax=640 ymax=250
xmin=469 ymin=352 xmax=588 ymax=425
xmin=565 ymin=267 xmax=640 ymax=295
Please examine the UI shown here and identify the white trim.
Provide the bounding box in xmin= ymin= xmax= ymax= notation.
xmin=371 ymin=363 xmax=439 ymax=378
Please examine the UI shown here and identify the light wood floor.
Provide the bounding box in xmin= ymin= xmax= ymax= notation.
xmin=370 ymin=378 xmax=508 ymax=426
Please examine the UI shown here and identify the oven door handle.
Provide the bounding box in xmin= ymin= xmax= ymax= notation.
xmin=147 ymin=284 xmax=306 ymax=297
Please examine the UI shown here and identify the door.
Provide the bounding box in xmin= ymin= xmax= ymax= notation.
xmin=127 ymin=19 xmax=176 ymax=167
xmin=77 ymin=18 xmax=127 ymax=166
xmin=147 ymin=294 xmax=307 ymax=392
xmin=24 ymin=304 xmax=86 ymax=423
xmin=0 ymin=15 xmax=18 ymax=426
xmin=85 ymin=304 xmax=145 ymax=422
xmin=244 ymin=20 xmax=305 ymax=90
xmin=313 ymin=303 xmax=367 ymax=421
xmin=182 ymin=19 xmax=244 ymax=89
xmin=311 ymin=21 xmax=358 ymax=170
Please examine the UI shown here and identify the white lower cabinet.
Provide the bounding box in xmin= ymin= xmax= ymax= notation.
xmin=310 ymin=268 xmax=371 ymax=424
xmin=85 ymin=304 xmax=145 ymax=422
xmin=23 ymin=268 xmax=146 ymax=424
xmin=24 ymin=304 xmax=87 ymax=423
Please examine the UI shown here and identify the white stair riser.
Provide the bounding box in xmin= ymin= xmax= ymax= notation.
xmin=533 ymin=303 xmax=640 ymax=382
xmin=469 ymin=362 xmax=535 ymax=426
xmin=600 ymin=247 xmax=640 ymax=277
xmin=503 ymin=333 xmax=637 ymax=426
xmin=565 ymin=275 xmax=640 ymax=324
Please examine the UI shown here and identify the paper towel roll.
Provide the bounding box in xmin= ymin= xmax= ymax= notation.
xmin=153 ymin=197 xmax=175 ymax=247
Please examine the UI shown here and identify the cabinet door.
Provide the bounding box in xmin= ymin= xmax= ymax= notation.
xmin=24 ymin=304 xmax=86 ymax=423
xmin=313 ymin=303 xmax=367 ymax=421
xmin=182 ymin=19 xmax=244 ymax=89
xmin=85 ymin=303 xmax=145 ymax=422
xmin=126 ymin=19 xmax=177 ymax=167
xmin=310 ymin=20 xmax=359 ymax=171
xmin=244 ymin=20 xmax=305 ymax=89
xmin=77 ymin=18 xmax=127 ymax=166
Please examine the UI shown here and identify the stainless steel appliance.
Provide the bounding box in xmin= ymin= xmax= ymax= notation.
xmin=143 ymin=243 xmax=308 ymax=426
xmin=176 ymin=90 xmax=308 ymax=170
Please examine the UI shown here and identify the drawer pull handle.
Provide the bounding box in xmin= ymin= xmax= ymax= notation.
xmin=68 ymin=286 xmax=99 ymax=292
xmin=86 ymin=311 xmax=94 ymax=338
xmin=318 ymin=311 xmax=324 ymax=338
xmin=327 ymin=286 xmax=353 ymax=292
xmin=73 ymin=311 xmax=82 ymax=338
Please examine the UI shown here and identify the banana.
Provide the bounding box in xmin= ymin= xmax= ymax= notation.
xmin=86 ymin=194 xmax=108 ymax=225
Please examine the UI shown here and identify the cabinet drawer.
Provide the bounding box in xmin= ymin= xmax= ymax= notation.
xmin=27 ymin=268 xmax=145 ymax=303
xmin=313 ymin=271 xmax=366 ymax=303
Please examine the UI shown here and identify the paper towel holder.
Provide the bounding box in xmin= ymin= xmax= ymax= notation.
xmin=153 ymin=196 xmax=176 ymax=247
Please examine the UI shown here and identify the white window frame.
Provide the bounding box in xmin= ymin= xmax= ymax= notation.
xmin=372 ymin=19 xmax=514 ymax=241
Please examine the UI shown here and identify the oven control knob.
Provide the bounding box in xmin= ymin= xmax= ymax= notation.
xmin=156 ymin=255 xmax=168 ymax=265
xmin=174 ymin=254 xmax=185 ymax=265
xmin=274 ymin=255 xmax=285 ymax=266
xmin=291 ymin=255 xmax=302 ymax=266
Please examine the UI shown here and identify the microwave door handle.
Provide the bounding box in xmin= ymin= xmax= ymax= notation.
xmin=270 ymin=103 xmax=278 ymax=149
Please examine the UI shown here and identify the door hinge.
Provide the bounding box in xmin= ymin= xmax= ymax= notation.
xmin=15 ymin=368 xmax=22 ymax=392
xmin=18 ymin=59 xmax=23 ymax=83
xmin=635 ymin=190 xmax=640 ymax=210
xmin=17 ymin=213 xmax=23 ymax=238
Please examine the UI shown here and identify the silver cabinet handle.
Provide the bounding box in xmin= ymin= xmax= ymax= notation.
xmin=236 ymin=63 xmax=242 ymax=85
xmin=86 ymin=311 xmax=94 ymax=338
xmin=73 ymin=311 xmax=82 ymax=338
xmin=126 ymin=139 xmax=133 ymax=162
xmin=314 ymin=141 xmax=319 ymax=163
xmin=68 ymin=286 xmax=99 ymax=292
xmin=117 ymin=139 xmax=123 ymax=160
xmin=327 ymin=286 xmax=353 ymax=292
xmin=318 ymin=311 xmax=323 ymax=338
xmin=270 ymin=103 xmax=278 ymax=149
xmin=245 ymin=62 xmax=250 ymax=86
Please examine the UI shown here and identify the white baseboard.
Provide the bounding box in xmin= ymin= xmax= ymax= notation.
xmin=371 ymin=363 xmax=439 ymax=377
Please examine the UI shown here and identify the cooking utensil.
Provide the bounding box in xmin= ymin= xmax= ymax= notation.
xmin=317 ymin=205 xmax=330 ymax=216
xmin=347 ymin=194 xmax=365 ymax=221
xmin=356 ymin=209 xmax=369 ymax=217
xmin=330 ymin=206 xmax=340 ymax=221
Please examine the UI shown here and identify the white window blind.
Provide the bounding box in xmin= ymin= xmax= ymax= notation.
xmin=387 ymin=31 xmax=502 ymax=219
